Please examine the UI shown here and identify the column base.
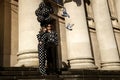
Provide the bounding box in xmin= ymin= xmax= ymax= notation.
xmin=15 ymin=52 xmax=39 ymax=67
xmin=69 ymin=58 xmax=97 ymax=69
xmin=101 ymin=62 xmax=120 ymax=70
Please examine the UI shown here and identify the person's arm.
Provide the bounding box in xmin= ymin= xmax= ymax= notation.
xmin=37 ymin=30 xmax=45 ymax=43
xmin=37 ymin=34 xmax=42 ymax=44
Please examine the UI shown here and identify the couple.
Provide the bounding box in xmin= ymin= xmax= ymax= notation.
xmin=37 ymin=24 xmax=58 ymax=75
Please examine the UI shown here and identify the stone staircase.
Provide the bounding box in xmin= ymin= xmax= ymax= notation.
xmin=1 ymin=67 xmax=120 ymax=80
xmin=0 ymin=67 xmax=61 ymax=80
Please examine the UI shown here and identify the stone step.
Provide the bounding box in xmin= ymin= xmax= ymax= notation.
xmin=0 ymin=67 xmax=38 ymax=71
xmin=0 ymin=75 xmax=61 ymax=80
xmin=1 ymin=67 xmax=120 ymax=80
xmin=0 ymin=71 xmax=40 ymax=76
xmin=0 ymin=67 xmax=62 ymax=80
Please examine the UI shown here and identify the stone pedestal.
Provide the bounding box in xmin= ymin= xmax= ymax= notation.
xmin=64 ymin=0 xmax=96 ymax=69
xmin=16 ymin=0 xmax=43 ymax=67
xmin=92 ymin=0 xmax=120 ymax=70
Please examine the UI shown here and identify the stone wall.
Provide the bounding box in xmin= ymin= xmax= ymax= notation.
xmin=0 ymin=0 xmax=4 ymax=66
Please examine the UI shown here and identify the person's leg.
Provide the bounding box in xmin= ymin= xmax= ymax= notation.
xmin=38 ymin=44 xmax=46 ymax=75
xmin=51 ymin=46 xmax=57 ymax=74
xmin=46 ymin=47 xmax=53 ymax=74
xmin=46 ymin=45 xmax=58 ymax=74
xmin=39 ymin=55 xmax=46 ymax=75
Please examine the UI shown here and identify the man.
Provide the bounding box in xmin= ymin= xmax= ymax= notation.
xmin=46 ymin=24 xmax=58 ymax=74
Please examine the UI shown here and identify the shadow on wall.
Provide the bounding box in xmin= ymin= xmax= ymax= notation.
xmin=14 ymin=0 xmax=18 ymax=2
xmin=85 ymin=0 xmax=91 ymax=5
xmin=64 ymin=0 xmax=91 ymax=6
xmin=64 ymin=0 xmax=82 ymax=6
xmin=73 ymin=0 xmax=82 ymax=6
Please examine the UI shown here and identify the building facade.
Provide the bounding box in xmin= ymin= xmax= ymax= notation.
xmin=0 ymin=0 xmax=120 ymax=71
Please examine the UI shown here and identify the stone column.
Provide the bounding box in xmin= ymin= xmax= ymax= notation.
xmin=115 ymin=0 xmax=120 ymax=22
xmin=92 ymin=0 xmax=120 ymax=70
xmin=64 ymin=0 xmax=96 ymax=69
xmin=16 ymin=0 xmax=43 ymax=67
xmin=115 ymin=0 xmax=120 ymax=58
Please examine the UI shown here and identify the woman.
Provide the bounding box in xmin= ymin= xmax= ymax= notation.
xmin=37 ymin=27 xmax=47 ymax=75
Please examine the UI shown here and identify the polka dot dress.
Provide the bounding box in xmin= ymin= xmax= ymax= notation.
xmin=46 ymin=31 xmax=58 ymax=46
xmin=37 ymin=31 xmax=47 ymax=75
